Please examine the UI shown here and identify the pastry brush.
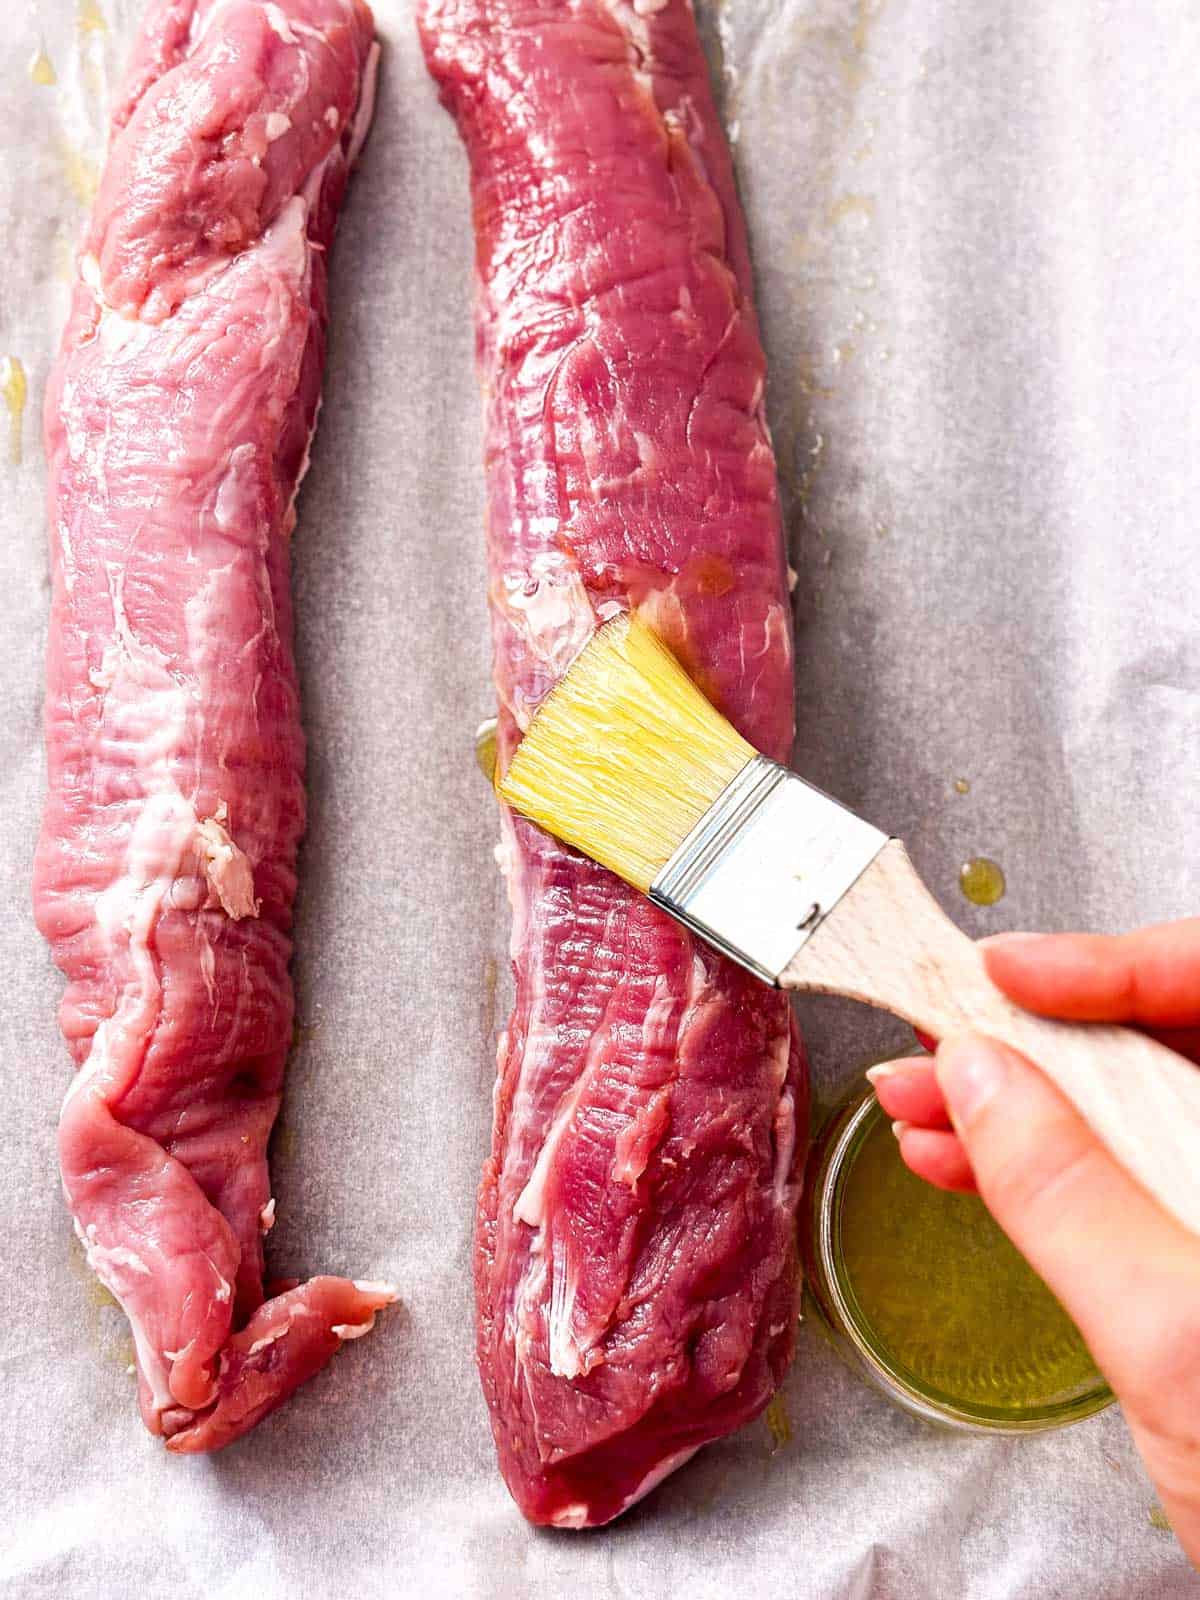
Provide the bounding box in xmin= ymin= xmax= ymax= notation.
xmin=497 ymin=612 xmax=1200 ymax=1237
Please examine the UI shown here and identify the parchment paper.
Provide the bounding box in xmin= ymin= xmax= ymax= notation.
xmin=1 ymin=1 xmax=1197 ymax=1595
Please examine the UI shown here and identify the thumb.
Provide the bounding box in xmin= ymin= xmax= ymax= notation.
xmin=936 ymin=1034 xmax=1200 ymax=1543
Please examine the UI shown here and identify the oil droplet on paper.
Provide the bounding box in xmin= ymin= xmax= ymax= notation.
xmin=30 ymin=47 xmax=57 ymax=85
xmin=1 ymin=356 xmax=27 ymax=466
xmin=764 ymin=1392 xmax=792 ymax=1452
xmin=853 ymin=0 xmax=886 ymax=55
xmin=827 ymin=193 xmax=874 ymax=230
xmin=475 ymin=717 xmax=498 ymax=784
xmin=77 ymin=0 xmax=108 ymax=34
xmin=291 ymin=1015 xmax=322 ymax=1049
xmin=53 ymin=233 xmax=76 ymax=284
xmin=959 ymin=856 xmax=1005 ymax=906
xmin=114 ymin=1332 xmax=136 ymax=1374
xmin=68 ymin=1239 xmax=110 ymax=1294
xmin=480 ymin=955 xmax=499 ymax=1052
xmin=84 ymin=1269 xmax=117 ymax=1312
xmin=953 ymin=777 xmax=970 ymax=796
xmin=58 ymin=141 xmax=99 ymax=205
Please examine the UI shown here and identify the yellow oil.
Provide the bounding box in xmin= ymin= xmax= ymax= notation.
xmin=852 ymin=0 xmax=885 ymax=56
xmin=953 ymin=777 xmax=970 ymax=796
xmin=827 ymin=193 xmax=874 ymax=229
xmin=475 ymin=717 xmax=498 ymax=783
xmin=1 ymin=356 xmax=27 ymax=466
xmin=959 ymin=855 xmax=1005 ymax=906
xmin=30 ymin=47 xmax=57 ymax=85
xmin=480 ymin=956 xmax=500 ymax=1063
xmin=66 ymin=1236 xmax=137 ymax=1379
xmin=763 ymin=1392 xmax=792 ymax=1451
xmin=58 ymin=140 xmax=100 ymax=205
xmin=836 ymin=1102 xmax=1101 ymax=1415
xmin=291 ymin=1016 xmax=322 ymax=1049
xmin=77 ymin=0 xmax=108 ymax=34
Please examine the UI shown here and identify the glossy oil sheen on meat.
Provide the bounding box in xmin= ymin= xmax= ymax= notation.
xmin=419 ymin=0 xmax=808 ymax=1526
xmin=34 ymin=0 xmax=392 ymax=1452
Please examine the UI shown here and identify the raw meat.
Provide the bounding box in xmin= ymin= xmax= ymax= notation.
xmin=34 ymin=0 xmax=390 ymax=1452
xmin=419 ymin=0 xmax=808 ymax=1525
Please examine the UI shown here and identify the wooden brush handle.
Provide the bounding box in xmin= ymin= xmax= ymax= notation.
xmin=781 ymin=839 xmax=1200 ymax=1237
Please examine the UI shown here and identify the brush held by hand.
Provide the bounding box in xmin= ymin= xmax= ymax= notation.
xmin=500 ymin=613 xmax=1200 ymax=1241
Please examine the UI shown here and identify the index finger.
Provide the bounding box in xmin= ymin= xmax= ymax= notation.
xmin=982 ymin=921 xmax=1200 ymax=1029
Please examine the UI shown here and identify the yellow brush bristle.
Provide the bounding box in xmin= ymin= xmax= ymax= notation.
xmin=497 ymin=613 xmax=756 ymax=892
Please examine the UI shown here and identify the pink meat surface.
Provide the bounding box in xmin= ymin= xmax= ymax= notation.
xmin=420 ymin=0 xmax=808 ymax=1526
xmin=34 ymin=0 xmax=391 ymax=1452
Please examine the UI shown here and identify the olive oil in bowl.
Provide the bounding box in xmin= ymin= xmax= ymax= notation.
xmin=803 ymin=1082 xmax=1112 ymax=1431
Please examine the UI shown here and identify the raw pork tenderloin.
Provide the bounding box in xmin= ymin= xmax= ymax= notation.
xmin=420 ymin=0 xmax=808 ymax=1525
xmin=35 ymin=0 xmax=390 ymax=1452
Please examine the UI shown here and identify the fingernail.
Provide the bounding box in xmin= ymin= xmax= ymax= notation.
xmin=866 ymin=1058 xmax=925 ymax=1086
xmin=890 ymin=1120 xmax=912 ymax=1140
xmin=936 ymin=1036 xmax=1011 ymax=1126
xmin=977 ymin=931 xmax=1045 ymax=951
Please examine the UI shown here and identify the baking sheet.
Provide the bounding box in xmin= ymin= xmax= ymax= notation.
xmin=2 ymin=0 xmax=1198 ymax=1594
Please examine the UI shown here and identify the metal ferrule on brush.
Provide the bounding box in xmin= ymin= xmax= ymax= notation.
xmin=649 ymin=755 xmax=890 ymax=986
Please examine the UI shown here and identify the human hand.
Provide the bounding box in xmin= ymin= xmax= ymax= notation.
xmin=867 ymin=922 xmax=1200 ymax=1566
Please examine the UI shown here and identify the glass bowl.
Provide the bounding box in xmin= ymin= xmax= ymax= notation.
xmin=801 ymin=1080 xmax=1114 ymax=1433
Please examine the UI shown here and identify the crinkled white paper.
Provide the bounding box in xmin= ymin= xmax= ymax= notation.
xmin=1 ymin=1 xmax=1197 ymax=1594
